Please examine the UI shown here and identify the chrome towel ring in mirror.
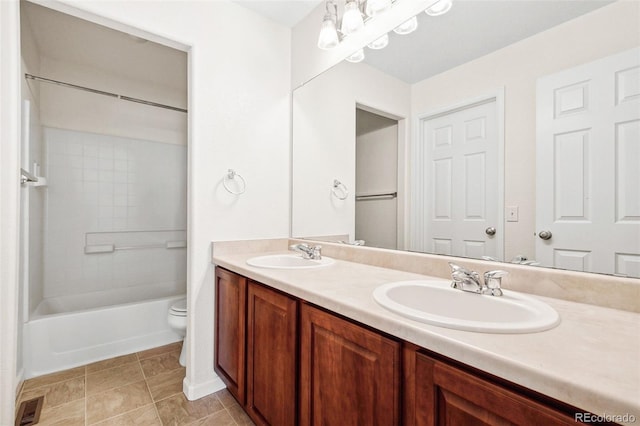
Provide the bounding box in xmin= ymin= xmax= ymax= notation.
xmin=332 ymin=179 xmax=348 ymax=200
xmin=223 ymin=169 xmax=246 ymax=195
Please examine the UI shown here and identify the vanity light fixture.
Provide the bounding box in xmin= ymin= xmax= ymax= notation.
xmin=317 ymin=0 xmax=376 ymax=50
xmin=367 ymin=33 xmax=389 ymax=49
xmin=341 ymin=0 xmax=365 ymax=35
xmin=365 ymin=0 xmax=392 ymax=17
xmin=317 ymin=0 xmax=340 ymax=49
xmin=425 ymin=0 xmax=453 ymax=16
xmin=318 ymin=0 xmax=453 ymax=51
xmin=393 ymin=15 xmax=418 ymax=35
xmin=345 ymin=49 xmax=366 ymax=63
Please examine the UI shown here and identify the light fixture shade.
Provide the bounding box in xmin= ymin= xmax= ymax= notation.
xmin=393 ymin=16 xmax=418 ymax=35
xmin=346 ymin=49 xmax=365 ymax=63
xmin=341 ymin=1 xmax=365 ymax=35
xmin=425 ymin=0 xmax=453 ymax=16
xmin=317 ymin=16 xmax=339 ymax=49
xmin=365 ymin=0 xmax=392 ymax=17
xmin=367 ymin=33 xmax=389 ymax=50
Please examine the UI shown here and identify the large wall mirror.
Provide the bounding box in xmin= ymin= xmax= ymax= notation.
xmin=292 ymin=0 xmax=640 ymax=278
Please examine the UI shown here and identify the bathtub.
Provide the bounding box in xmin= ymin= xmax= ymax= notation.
xmin=24 ymin=286 xmax=185 ymax=378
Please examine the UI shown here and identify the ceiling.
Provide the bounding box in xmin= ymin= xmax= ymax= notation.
xmin=363 ymin=0 xmax=615 ymax=83
xmin=22 ymin=0 xmax=616 ymax=92
xmin=233 ymin=0 xmax=324 ymax=27
xmin=22 ymin=2 xmax=187 ymax=93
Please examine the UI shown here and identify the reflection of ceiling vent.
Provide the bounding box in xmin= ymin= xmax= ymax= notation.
xmin=15 ymin=395 xmax=44 ymax=426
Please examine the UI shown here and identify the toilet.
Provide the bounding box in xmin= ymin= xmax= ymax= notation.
xmin=167 ymin=298 xmax=187 ymax=367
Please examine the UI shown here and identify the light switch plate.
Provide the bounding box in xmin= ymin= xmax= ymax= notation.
xmin=506 ymin=206 xmax=519 ymax=222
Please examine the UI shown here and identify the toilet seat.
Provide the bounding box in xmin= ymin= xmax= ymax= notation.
xmin=169 ymin=298 xmax=187 ymax=316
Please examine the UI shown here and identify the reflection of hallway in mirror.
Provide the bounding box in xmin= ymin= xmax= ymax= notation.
xmin=355 ymin=108 xmax=398 ymax=250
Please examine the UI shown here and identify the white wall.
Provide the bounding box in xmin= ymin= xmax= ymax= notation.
xmin=410 ymin=0 xmax=640 ymax=261
xmin=34 ymin=0 xmax=292 ymax=401
xmin=19 ymin=7 xmax=45 ymax=386
xmin=292 ymin=60 xmax=410 ymax=240
xmin=1 ymin=0 xmax=23 ymax=422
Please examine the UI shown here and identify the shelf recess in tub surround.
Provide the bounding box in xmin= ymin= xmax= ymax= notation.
xmin=211 ymin=238 xmax=640 ymax=313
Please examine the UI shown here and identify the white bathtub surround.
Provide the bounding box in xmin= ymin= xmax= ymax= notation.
xmin=18 ymin=126 xmax=189 ymax=379
xmin=42 ymin=127 xmax=187 ymax=302
xmin=24 ymin=295 xmax=184 ymax=378
xmin=211 ymin=238 xmax=640 ymax=422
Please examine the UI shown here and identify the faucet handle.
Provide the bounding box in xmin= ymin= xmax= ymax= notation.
xmin=448 ymin=262 xmax=475 ymax=276
xmin=289 ymin=243 xmax=309 ymax=251
xmin=312 ymin=245 xmax=322 ymax=260
xmin=483 ymin=270 xmax=508 ymax=296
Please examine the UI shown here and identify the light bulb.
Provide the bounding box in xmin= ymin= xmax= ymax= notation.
xmin=367 ymin=33 xmax=389 ymax=50
xmin=425 ymin=0 xmax=452 ymax=16
xmin=365 ymin=0 xmax=391 ymax=17
xmin=346 ymin=49 xmax=365 ymax=63
xmin=317 ymin=15 xmax=339 ymax=49
xmin=393 ymin=16 xmax=418 ymax=35
xmin=341 ymin=1 xmax=364 ymax=35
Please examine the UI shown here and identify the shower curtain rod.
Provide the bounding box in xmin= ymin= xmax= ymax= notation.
xmin=24 ymin=73 xmax=188 ymax=113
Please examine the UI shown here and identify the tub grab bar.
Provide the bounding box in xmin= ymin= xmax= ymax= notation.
xmin=84 ymin=240 xmax=187 ymax=254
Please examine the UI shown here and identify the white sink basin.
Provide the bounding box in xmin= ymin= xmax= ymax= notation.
xmin=373 ymin=280 xmax=560 ymax=333
xmin=246 ymin=254 xmax=335 ymax=269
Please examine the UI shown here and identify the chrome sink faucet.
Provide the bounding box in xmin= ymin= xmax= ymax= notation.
xmin=448 ymin=263 xmax=508 ymax=296
xmin=289 ymin=243 xmax=322 ymax=260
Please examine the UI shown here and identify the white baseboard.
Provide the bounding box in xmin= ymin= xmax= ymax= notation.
xmin=183 ymin=373 xmax=226 ymax=401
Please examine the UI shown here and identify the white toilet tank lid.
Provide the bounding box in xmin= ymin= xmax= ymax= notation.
xmin=171 ymin=298 xmax=187 ymax=312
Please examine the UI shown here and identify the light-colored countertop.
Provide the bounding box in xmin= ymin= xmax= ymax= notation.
xmin=212 ymin=247 xmax=640 ymax=423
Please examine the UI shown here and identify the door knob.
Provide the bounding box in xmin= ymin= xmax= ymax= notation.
xmin=485 ymin=227 xmax=496 ymax=236
xmin=538 ymin=230 xmax=552 ymax=240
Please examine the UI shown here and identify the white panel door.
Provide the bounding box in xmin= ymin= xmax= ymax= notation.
xmin=421 ymin=99 xmax=500 ymax=259
xmin=536 ymin=48 xmax=640 ymax=277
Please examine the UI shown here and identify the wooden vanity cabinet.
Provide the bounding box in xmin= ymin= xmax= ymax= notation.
xmin=246 ymin=280 xmax=297 ymax=426
xmin=404 ymin=346 xmax=577 ymax=426
xmin=214 ymin=267 xmax=247 ymax=404
xmin=299 ymin=303 xmax=402 ymax=426
xmin=217 ymin=268 xmax=591 ymax=426
xmin=215 ymin=268 xmax=297 ymax=426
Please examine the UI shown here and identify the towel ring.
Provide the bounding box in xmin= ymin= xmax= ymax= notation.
xmin=223 ymin=169 xmax=246 ymax=195
xmin=332 ymin=179 xmax=348 ymax=200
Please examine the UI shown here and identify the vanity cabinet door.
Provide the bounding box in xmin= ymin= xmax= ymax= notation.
xmin=299 ymin=303 xmax=402 ymax=426
xmin=407 ymin=349 xmax=576 ymax=426
xmin=246 ymin=281 xmax=297 ymax=426
xmin=214 ymin=268 xmax=247 ymax=404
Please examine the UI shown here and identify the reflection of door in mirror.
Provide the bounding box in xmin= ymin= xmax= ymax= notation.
xmin=536 ymin=48 xmax=640 ymax=278
xmin=355 ymin=108 xmax=399 ymax=250
xmin=414 ymin=94 xmax=503 ymax=261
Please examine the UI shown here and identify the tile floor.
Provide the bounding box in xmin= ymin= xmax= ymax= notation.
xmin=15 ymin=342 xmax=255 ymax=425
